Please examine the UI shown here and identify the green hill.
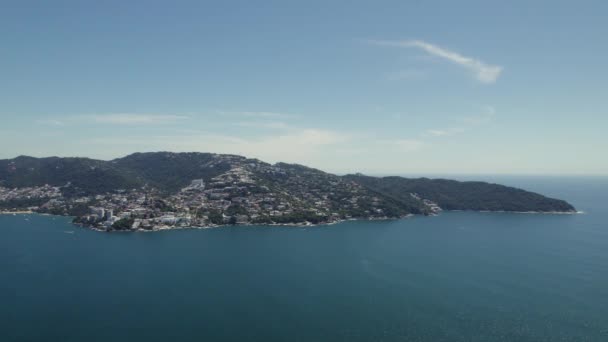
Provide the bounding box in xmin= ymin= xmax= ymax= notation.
xmin=0 ymin=152 xmax=576 ymax=214
xmin=344 ymin=174 xmax=575 ymax=213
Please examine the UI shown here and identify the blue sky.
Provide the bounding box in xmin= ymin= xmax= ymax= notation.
xmin=1 ymin=0 xmax=607 ymax=175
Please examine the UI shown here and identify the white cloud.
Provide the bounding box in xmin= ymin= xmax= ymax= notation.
xmin=81 ymin=128 xmax=433 ymax=172
xmin=424 ymin=127 xmax=466 ymax=137
xmin=425 ymin=105 xmax=496 ymax=138
xmin=367 ymin=39 xmax=503 ymax=84
xmin=36 ymin=111 xmax=295 ymax=127
xmin=426 ymin=129 xmax=449 ymax=137
xmin=84 ymin=128 xmax=349 ymax=165
xmin=218 ymin=111 xmax=298 ymax=119
xmin=232 ymin=121 xmax=290 ymax=129
xmin=89 ymin=114 xmax=189 ymax=124
xmin=35 ymin=119 xmax=65 ymax=126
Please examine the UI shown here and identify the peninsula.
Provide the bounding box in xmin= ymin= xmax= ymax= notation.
xmin=0 ymin=152 xmax=576 ymax=231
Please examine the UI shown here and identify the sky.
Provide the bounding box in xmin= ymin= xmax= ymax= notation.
xmin=1 ymin=0 xmax=607 ymax=175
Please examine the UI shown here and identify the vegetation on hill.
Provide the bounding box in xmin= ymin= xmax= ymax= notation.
xmin=0 ymin=152 xmax=576 ymax=214
xmin=345 ymin=174 xmax=576 ymax=213
xmin=0 ymin=156 xmax=142 ymax=195
xmin=111 ymin=152 xmax=234 ymax=193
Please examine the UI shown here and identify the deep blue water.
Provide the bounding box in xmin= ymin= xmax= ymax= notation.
xmin=1 ymin=177 xmax=607 ymax=342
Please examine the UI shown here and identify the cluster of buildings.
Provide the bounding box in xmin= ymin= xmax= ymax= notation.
xmin=410 ymin=193 xmax=442 ymax=213
xmin=0 ymin=184 xmax=62 ymax=203
xmin=1 ymin=159 xmax=436 ymax=230
xmin=71 ymin=162 xmax=395 ymax=230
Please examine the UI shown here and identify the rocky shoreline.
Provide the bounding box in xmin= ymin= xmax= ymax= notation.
xmin=3 ymin=209 xmax=582 ymax=233
xmin=72 ymin=214 xmax=417 ymax=232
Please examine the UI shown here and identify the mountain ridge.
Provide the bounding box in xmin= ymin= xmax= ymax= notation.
xmin=0 ymin=152 xmax=577 ymax=229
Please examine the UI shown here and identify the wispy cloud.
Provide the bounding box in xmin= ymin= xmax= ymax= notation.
xmin=424 ymin=127 xmax=465 ymax=137
xmin=35 ymin=110 xmax=295 ymax=127
xmin=88 ymin=114 xmax=189 ymax=125
xmin=425 ymin=106 xmax=496 ymax=138
xmin=83 ymin=128 xmax=349 ymax=164
xmin=367 ymin=39 xmax=503 ymax=84
xmin=424 ymin=127 xmax=467 ymax=137
xmin=232 ymin=121 xmax=290 ymax=130
xmin=218 ymin=111 xmax=298 ymax=119
xmin=35 ymin=119 xmax=65 ymax=126
xmin=426 ymin=129 xmax=450 ymax=137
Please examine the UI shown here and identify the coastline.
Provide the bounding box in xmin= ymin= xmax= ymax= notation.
xmin=0 ymin=210 xmax=33 ymax=215
xmin=4 ymin=209 xmax=582 ymax=233
xmin=449 ymin=209 xmax=582 ymax=215
xmin=73 ymin=214 xmax=417 ymax=232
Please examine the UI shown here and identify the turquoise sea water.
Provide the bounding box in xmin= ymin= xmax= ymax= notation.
xmin=1 ymin=176 xmax=607 ymax=342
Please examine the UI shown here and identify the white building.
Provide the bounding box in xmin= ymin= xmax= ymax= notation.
xmin=91 ymin=207 xmax=105 ymax=219
xmin=190 ymin=179 xmax=205 ymax=189
xmin=160 ymin=215 xmax=177 ymax=225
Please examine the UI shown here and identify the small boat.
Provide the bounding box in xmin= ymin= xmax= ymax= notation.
xmin=64 ymin=231 xmax=75 ymax=234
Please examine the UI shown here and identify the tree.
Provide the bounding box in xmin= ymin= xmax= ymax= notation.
xmin=112 ymin=218 xmax=134 ymax=230
xmin=208 ymin=210 xmax=223 ymax=225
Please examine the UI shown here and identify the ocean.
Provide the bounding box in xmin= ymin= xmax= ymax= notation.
xmin=1 ymin=176 xmax=607 ymax=341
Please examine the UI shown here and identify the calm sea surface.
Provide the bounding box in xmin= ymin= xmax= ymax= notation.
xmin=1 ymin=176 xmax=607 ymax=342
